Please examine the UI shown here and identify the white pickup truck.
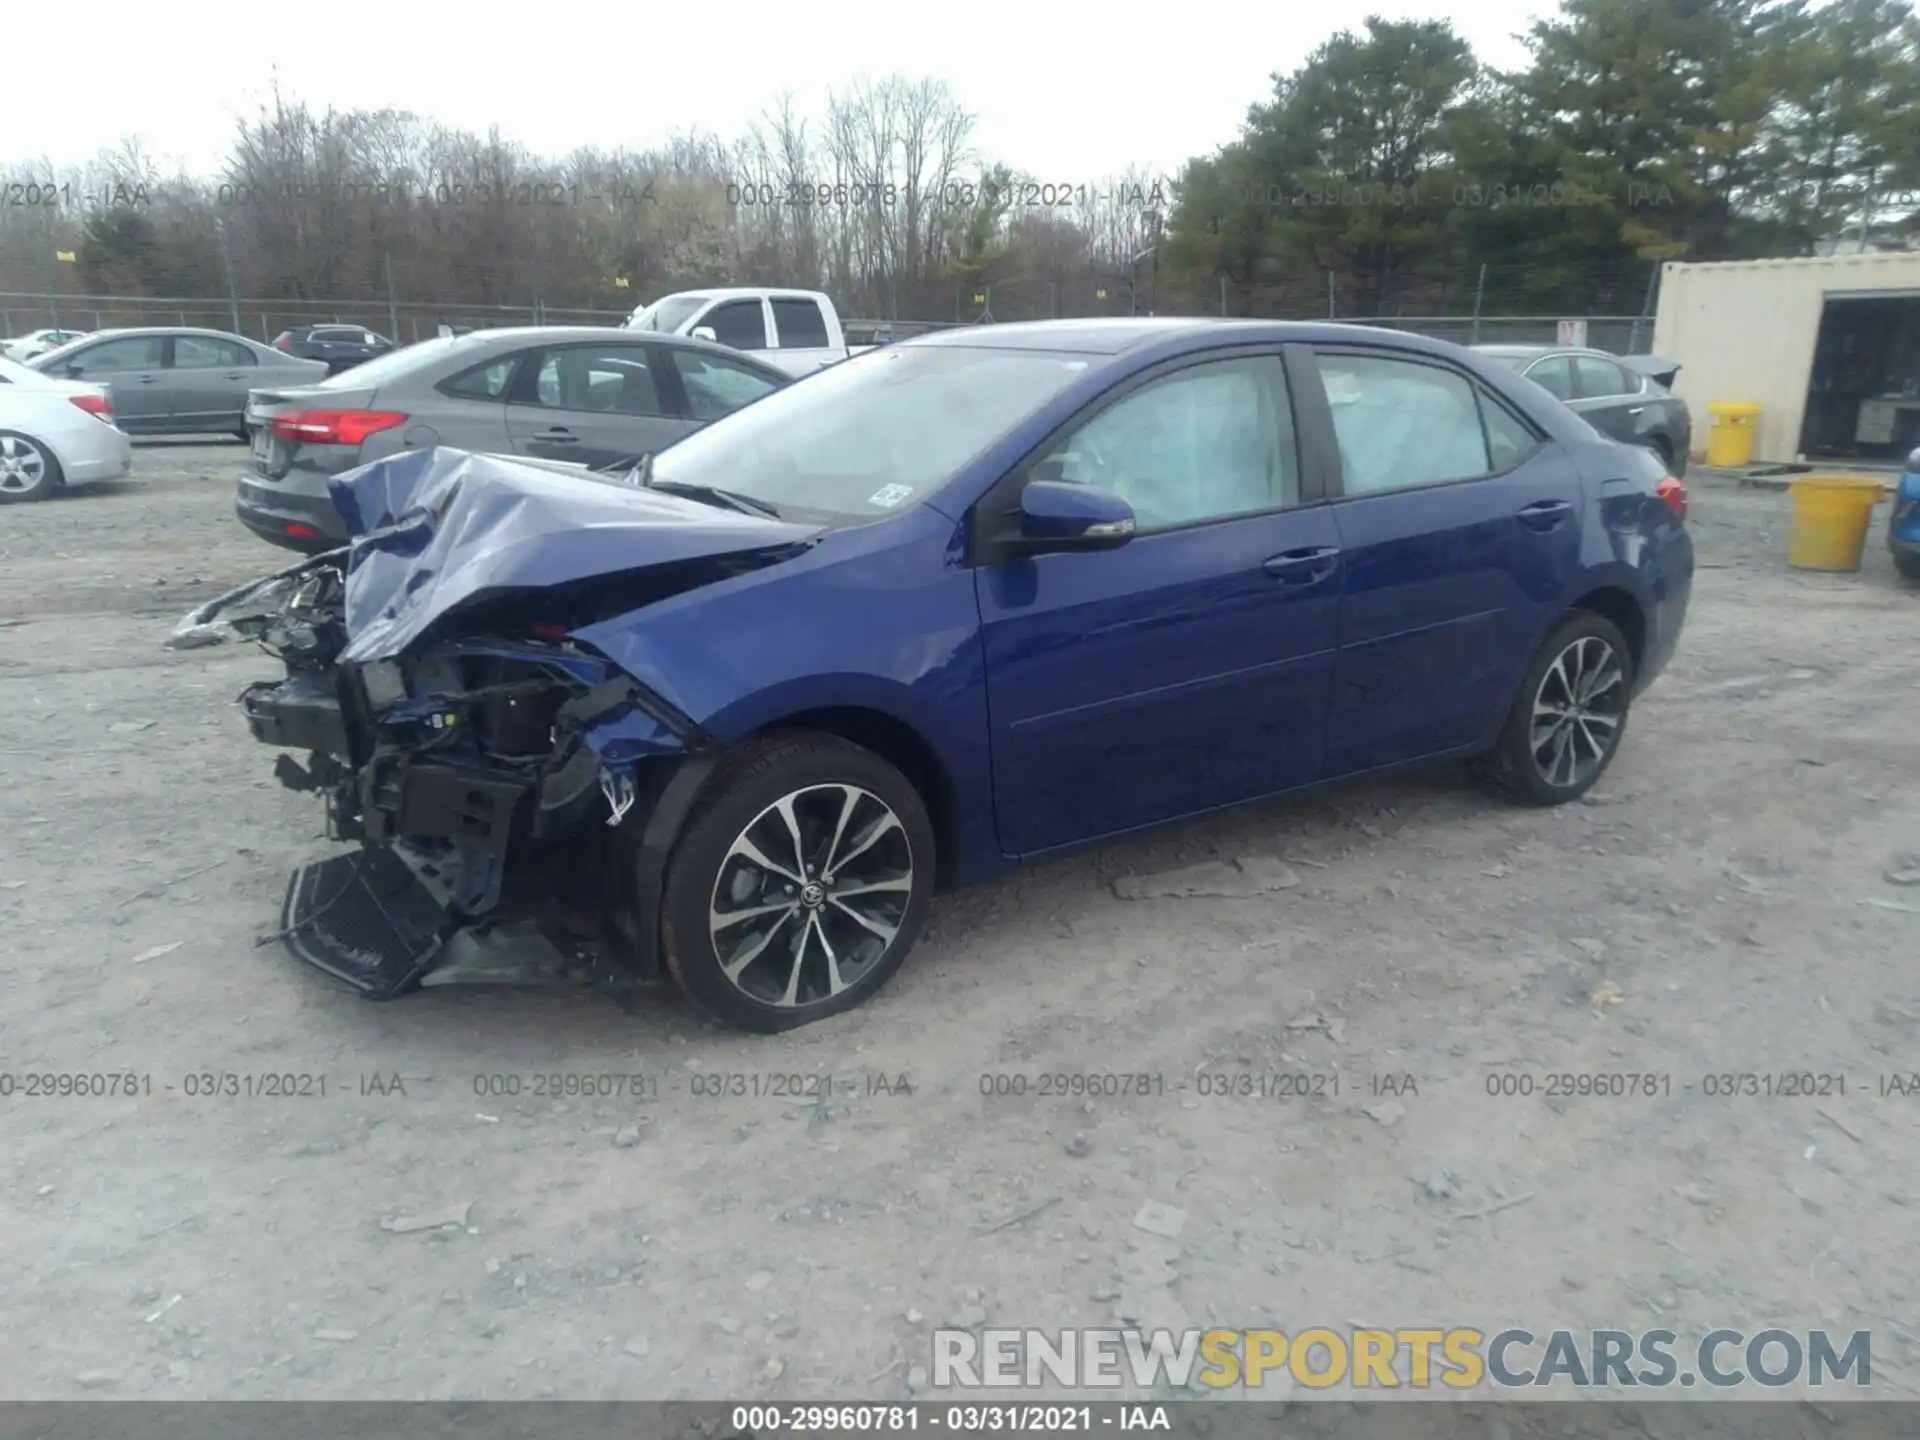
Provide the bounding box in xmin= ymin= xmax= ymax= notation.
xmin=624 ymin=287 xmax=871 ymax=377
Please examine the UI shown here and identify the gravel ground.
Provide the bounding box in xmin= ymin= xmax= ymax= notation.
xmin=2 ymin=443 xmax=1918 ymax=1402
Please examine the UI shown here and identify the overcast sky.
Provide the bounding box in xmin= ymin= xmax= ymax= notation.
xmin=9 ymin=0 xmax=1542 ymax=181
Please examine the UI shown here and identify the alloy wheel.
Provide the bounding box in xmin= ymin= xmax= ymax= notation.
xmin=0 ymin=436 xmax=48 ymax=494
xmin=1529 ymin=634 xmax=1626 ymax=789
xmin=708 ymin=783 xmax=915 ymax=1009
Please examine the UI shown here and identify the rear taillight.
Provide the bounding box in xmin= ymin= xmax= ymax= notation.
xmin=273 ymin=335 xmax=294 ymax=352
xmin=70 ymin=393 xmax=114 ymax=423
xmin=1656 ymin=476 xmax=1687 ymax=522
xmin=284 ymin=523 xmax=321 ymax=540
xmin=268 ymin=409 xmax=408 ymax=445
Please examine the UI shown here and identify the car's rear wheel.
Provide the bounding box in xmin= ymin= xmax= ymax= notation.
xmin=660 ymin=733 xmax=936 ymax=1033
xmin=1473 ymin=611 xmax=1635 ymax=806
xmin=0 ymin=431 xmax=61 ymax=503
xmin=1895 ymin=549 xmax=1920 ymax=582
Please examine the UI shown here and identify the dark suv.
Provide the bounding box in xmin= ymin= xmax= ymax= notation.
xmin=271 ymin=325 xmax=396 ymax=376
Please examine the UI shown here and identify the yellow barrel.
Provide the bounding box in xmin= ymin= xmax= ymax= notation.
xmin=1787 ymin=476 xmax=1886 ymax=572
xmin=1705 ymin=401 xmax=1761 ymax=468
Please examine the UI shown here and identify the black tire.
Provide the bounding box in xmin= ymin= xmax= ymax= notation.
xmin=660 ymin=732 xmax=936 ymax=1033
xmin=0 ymin=430 xmax=62 ymax=503
xmin=1895 ymin=549 xmax=1920 ymax=583
xmin=1472 ymin=610 xmax=1636 ymax=806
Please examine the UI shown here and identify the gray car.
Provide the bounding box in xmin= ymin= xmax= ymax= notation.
xmin=1474 ymin=345 xmax=1692 ymax=476
xmin=233 ymin=326 xmax=791 ymax=551
xmin=29 ymin=328 xmax=327 ymax=437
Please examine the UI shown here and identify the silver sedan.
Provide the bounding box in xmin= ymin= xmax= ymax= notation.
xmin=30 ymin=328 xmax=327 ymax=437
xmin=233 ymin=326 xmax=790 ymax=550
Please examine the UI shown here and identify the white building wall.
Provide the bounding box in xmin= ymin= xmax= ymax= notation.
xmin=1650 ymin=251 xmax=1920 ymax=465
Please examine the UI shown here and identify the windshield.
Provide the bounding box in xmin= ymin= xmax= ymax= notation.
xmin=629 ymin=295 xmax=709 ymax=333
xmin=318 ymin=335 xmax=461 ymax=389
xmin=650 ymin=343 xmax=1096 ymax=522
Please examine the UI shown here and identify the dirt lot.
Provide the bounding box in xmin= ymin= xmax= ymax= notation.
xmin=2 ymin=442 xmax=1918 ymax=1402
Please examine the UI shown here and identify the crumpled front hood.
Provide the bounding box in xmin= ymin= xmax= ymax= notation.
xmin=331 ymin=447 xmax=823 ymax=663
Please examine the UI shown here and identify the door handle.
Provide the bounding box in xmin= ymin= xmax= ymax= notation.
xmin=1626 ymin=405 xmax=1646 ymax=415
xmin=1517 ymin=499 xmax=1573 ymax=531
xmin=138 ymin=375 xmax=159 ymax=384
xmin=1262 ymin=546 xmax=1341 ymax=585
xmin=539 ymin=428 xmax=578 ymax=442
xmin=223 ymin=372 xmax=244 ymax=380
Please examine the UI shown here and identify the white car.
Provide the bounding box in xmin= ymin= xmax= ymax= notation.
xmin=3 ymin=328 xmax=91 ymax=362
xmin=0 ymin=354 xmax=132 ymax=503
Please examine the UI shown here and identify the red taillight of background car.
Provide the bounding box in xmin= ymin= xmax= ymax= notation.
xmin=1656 ymin=476 xmax=1688 ymax=522
xmin=273 ymin=334 xmax=294 ymax=352
xmin=268 ymin=410 xmax=408 ymax=445
xmin=69 ymin=393 xmax=114 ymax=424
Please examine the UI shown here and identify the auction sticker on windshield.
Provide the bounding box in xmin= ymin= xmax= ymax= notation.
xmin=868 ymin=483 xmax=914 ymax=508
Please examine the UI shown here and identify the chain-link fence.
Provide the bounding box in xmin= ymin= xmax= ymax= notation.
xmin=2 ymin=290 xmax=1653 ymax=355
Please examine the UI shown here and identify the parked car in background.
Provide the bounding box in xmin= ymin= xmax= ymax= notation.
xmin=271 ymin=324 xmax=398 ymax=375
xmin=4 ymin=328 xmax=92 ymax=362
xmin=1474 ymin=345 xmax=1692 ymax=475
xmin=1892 ymin=444 xmax=1920 ymax=581
xmin=183 ymin=318 xmax=1692 ymax=1032
xmin=28 ymin=329 xmax=326 ymax=439
xmin=0 ymin=354 xmax=131 ymax=503
xmin=625 ymin=287 xmax=870 ymax=376
xmin=234 ymin=325 xmax=790 ymax=550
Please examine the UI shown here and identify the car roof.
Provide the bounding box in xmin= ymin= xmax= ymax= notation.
xmin=66 ymin=326 xmax=258 ymax=342
xmin=403 ymin=326 xmax=790 ymax=378
xmin=650 ymin=287 xmax=830 ymax=305
xmin=907 ymin=317 xmax=1509 ymax=364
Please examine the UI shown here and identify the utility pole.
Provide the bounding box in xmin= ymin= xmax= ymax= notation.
xmin=384 ymin=250 xmax=400 ymax=339
xmin=1469 ymin=263 xmax=1487 ymax=345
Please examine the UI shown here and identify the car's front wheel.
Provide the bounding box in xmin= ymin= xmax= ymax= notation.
xmin=0 ymin=430 xmax=61 ymax=503
xmin=1895 ymin=549 xmax=1920 ymax=582
xmin=661 ymin=733 xmax=936 ymax=1033
xmin=1474 ymin=610 xmax=1636 ymax=805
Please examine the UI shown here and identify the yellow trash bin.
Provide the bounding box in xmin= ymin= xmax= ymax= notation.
xmin=1705 ymin=401 xmax=1761 ymax=468
xmin=1787 ymin=476 xmax=1886 ymax=572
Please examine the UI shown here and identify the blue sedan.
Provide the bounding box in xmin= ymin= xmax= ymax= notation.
xmin=178 ymin=318 xmax=1694 ymax=1032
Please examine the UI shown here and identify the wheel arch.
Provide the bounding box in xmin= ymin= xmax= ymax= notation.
xmin=742 ymin=705 xmax=963 ymax=890
xmin=1565 ymin=583 xmax=1648 ymax=677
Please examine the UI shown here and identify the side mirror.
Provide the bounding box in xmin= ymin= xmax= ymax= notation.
xmin=1012 ymin=477 xmax=1135 ymax=554
xmin=690 ymin=326 xmax=718 ymax=343
xmin=65 ymin=363 xmax=85 ymax=379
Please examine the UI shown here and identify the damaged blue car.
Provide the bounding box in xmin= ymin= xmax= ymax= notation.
xmin=173 ymin=319 xmax=1693 ymax=1033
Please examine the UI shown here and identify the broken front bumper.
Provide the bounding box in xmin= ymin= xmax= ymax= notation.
xmin=235 ymin=652 xmax=710 ymax=1001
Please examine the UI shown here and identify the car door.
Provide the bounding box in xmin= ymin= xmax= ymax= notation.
xmin=662 ymin=347 xmax=785 ymax=428
xmin=56 ymin=335 xmax=170 ymax=430
xmin=1566 ymin=354 xmax=1647 ymax=444
xmin=768 ymin=296 xmax=840 ymax=374
xmin=1308 ymin=346 xmax=1585 ymax=774
xmin=975 ymin=348 xmax=1344 ymax=856
xmin=503 ymin=341 xmax=687 ymax=467
xmin=167 ymin=334 xmax=258 ymax=430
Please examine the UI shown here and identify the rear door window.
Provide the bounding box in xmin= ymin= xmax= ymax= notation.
xmin=770 ymin=298 xmax=831 ymax=349
xmin=1524 ymin=356 xmax=1576 ymax=400
xmin=173 ymin=336 xmax=253 ymax=369
xmin=521 ymin=344 xmax=665 ymax=417
xmin=1573 ymin=355 xmax=1633 ymax=399
xmin=1315 ymin=352 xmax=1495 ymax=494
